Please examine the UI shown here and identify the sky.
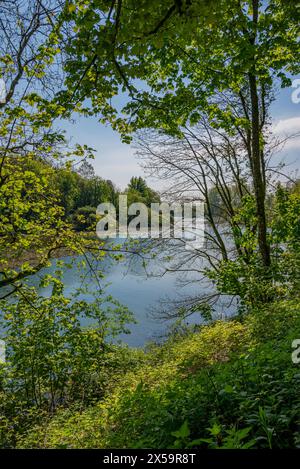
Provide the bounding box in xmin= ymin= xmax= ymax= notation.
xmin=271 ymin=82 xmax=300 ymax=178
xmin=61 ymin=118 xmax=145 ymax=191
xmin=61 ymin=80 xmax=300 ymax=191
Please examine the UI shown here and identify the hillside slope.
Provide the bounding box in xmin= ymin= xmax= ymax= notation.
xmin=18 ymin=300 xmax=300 ymax=449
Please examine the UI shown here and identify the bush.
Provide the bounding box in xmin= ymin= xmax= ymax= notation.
xmin=16 ymin=299 xmax=300 ymax=449
xmin=0 ymin=277 xmax=135 ymax=447
xmin=70 ymin=206 xmax=97 ymax=231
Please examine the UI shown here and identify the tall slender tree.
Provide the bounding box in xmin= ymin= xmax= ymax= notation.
xmin=60 ymin=0 xmax=300 ymax=267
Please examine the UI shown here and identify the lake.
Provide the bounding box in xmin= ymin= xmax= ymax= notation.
xmin=26 ymin=241 xmax=236 ymax=347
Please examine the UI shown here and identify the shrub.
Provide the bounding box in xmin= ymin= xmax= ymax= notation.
xmin=16 ymin=300 xmax=300 ymax=449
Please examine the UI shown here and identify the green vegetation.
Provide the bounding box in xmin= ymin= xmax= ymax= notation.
xmin=54 ymin=167 xmax=159 ymax=232
xmin=1 ymin=171 xmax=299 ymax=450
xmin=0 ymin=0 xmax=300 ymax=451
xmin=11 ymin=298 xmax=300 ymax=449
xmin=61 ymin=0 xmax=299 ymax=268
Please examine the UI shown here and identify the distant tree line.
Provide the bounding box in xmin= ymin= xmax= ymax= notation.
xmin=43 ymin=160 xmax=160 ymax=231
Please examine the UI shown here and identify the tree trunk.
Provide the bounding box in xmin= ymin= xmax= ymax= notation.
xmin=248 ymin=71 xmax=271 ymax=267
xmin=247 ymin=0 xmax=271 ymax=268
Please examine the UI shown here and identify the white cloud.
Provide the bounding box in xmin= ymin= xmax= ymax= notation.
xmin=274 ymin=116 xmax=300 ymax=135
xmin=273 ymin=117 xmax=300 ymax=152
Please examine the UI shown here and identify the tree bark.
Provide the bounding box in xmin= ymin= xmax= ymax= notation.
xmin=247 ymin=0 xmax=271 ymax=268
xmin=248 ymin=72 xmax=271 ymax=267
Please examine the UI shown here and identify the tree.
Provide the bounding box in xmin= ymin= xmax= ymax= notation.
xmin=0 ymin=1 xmax=100 ymax=294
xmin=135 ymin=115 xmax=300 ymax=316
xmin=0 ymin=278 xmax=133 ymax=411
xmin=71 ymin=205 xmax=97 ymax=231
xmin=0 ymin=1 xmax=67 ymax=294
xmin=55 ymin=167 xmax=81 ymax=215
xmin=60 ymin=0 xmax=300 ymax=268
xmin=128 ymin=177 xmax=148 ymax=195
xmin=77 ymin=160 xmax=95 ymax=179
xmin=126 ymin=176 xmax=160 ymax=206
xmin=0 ymin=2 xmax=142 ymax=447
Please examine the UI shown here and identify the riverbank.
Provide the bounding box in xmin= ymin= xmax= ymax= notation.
xmin=0 ymin=246 xmax=75 ymax=270
xmin=16 ymin=298 xmax=300 ymax=449
xmin=0 ymin=231 xmax=98 ymax=270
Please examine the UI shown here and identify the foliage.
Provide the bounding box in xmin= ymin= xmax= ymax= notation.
xmin=202 ymin=188 xmax=300 ymax=310
xmin=14 ymin=299 xmax=300 ymax=449
xmin=0 ymin=0 xmax=101 ymax=290
xmin=59 ymin=0 xmax=300 ymax=266
xmin=0 ymin=0 xmax=299 ymax=453
xmin=0 ymin=275 xmax=135 ymax=446
xmin=126 ymin=177 xmax=160 ymax=206
xmin=70 ymin=205 xmax=98 ymax=231
xmin=60 ymin=1 xmax=299 ymax=134
xmin=0 ymin=279 xmax=133 ymax=405
xmin=0 ymin=155 xmax=79 ymax=288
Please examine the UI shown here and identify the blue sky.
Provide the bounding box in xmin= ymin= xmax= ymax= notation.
xmin=62 ymin=117 xmax=143 ymax=190
xmin=61 ymin=80 xmax=300 ymax=191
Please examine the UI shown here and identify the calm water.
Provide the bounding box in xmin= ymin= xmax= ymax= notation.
xmin=26 ymin=244 xmax=236 ymax=347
